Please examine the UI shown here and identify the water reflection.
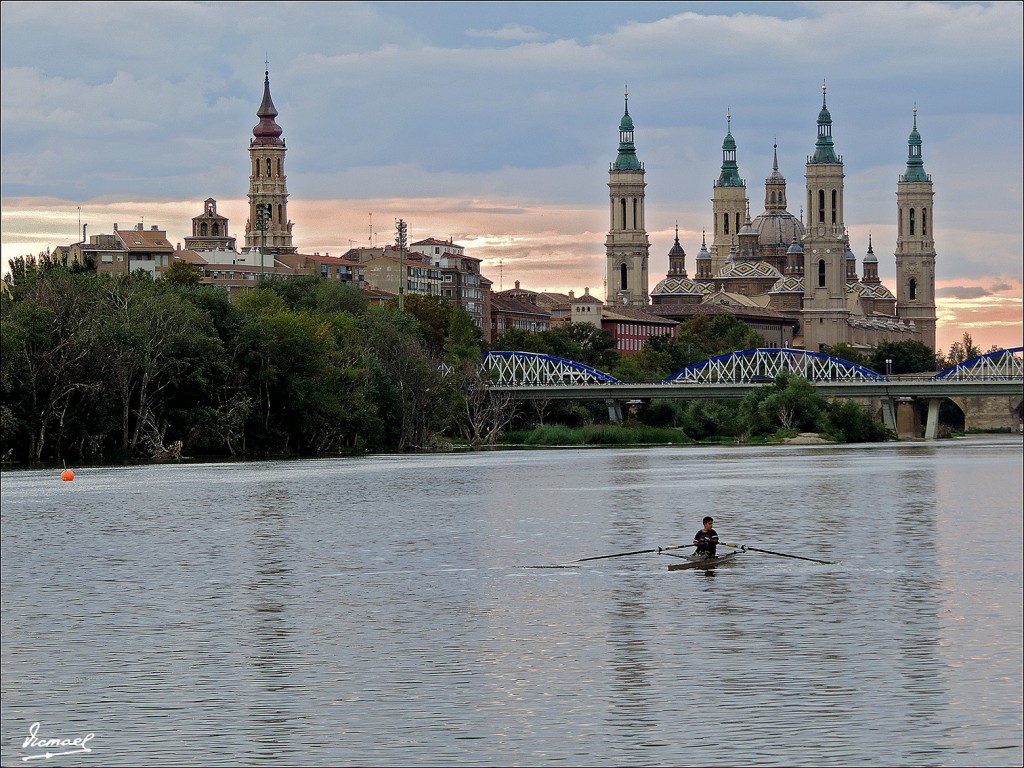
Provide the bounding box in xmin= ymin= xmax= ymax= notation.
xmin=0 ymin=438 xmax=1020 ymax=766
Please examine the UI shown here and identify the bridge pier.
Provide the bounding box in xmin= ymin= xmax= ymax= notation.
xmin=924 ymin=398 xmax=943 ymax=440
xmin=606 ymin=399 xmax=624 ymax=424
xmin=881 ymin=398 xmax=897 ymax=431
xmin=896 ymin=398 xmax=922 ymax=439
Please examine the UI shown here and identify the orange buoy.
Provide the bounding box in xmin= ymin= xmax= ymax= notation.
xmin=61 ymin=469 xmax=75 ymax=481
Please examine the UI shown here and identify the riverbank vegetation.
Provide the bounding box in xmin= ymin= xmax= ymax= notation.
xmin=2 ymin=265 xmax=966 ymax=463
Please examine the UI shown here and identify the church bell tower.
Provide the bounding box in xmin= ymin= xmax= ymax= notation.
xmin=801 ymin=84 xmax=850 ymax=351
xmin=605 ymin=91 xmax=650 ymax=306
xmin=894 ymin=107 xmax=937 ymax=349
xmin=245 ymin=70 xmax=296 ymax=255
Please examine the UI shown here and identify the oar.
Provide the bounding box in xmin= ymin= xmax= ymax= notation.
xmin=521 ymin=543 xmax=700 ymax=568
xmin=574 ymin=543 xmax=698 ymax=563
xmin=720 ymin=542 xmax=836 ymax=565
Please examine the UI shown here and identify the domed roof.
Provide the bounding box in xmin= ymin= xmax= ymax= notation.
xmin=717 ymin=261 xmax=782 ymax=280
xmin=863 ymin=236 xmax=878 ymax=263
xmin=769 ymin=275 xmax=804 ymax=294
xmin=787 ymin=237 xmax=804 ymax=255
xmin=619 ymin=112 xmax=635 ymax=132
xmin=847 ymin=282 xmax=894 ymax=300
xmin=652 ymin=276 xmax=709 ymax=297
xmin=752 ymin=210 xmax=805 ymax=249
xmin=846 ymin=245 xmax=856 ymax=261
xmin=667 ymin=230 xmax=686 ymax=259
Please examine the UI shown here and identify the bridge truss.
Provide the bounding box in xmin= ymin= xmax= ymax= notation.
xmin=664 ymin=348 xmax=884 ymax=384
xmin=933 ymin=347 xmax=1023 ymax=381
xmin=483 ymin=351 xmax=621 ymax=386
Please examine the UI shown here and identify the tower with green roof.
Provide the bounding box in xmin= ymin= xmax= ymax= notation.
xmin=895 ymin=107 xmax=937 ymax=349
xmin=605 ymin=91 xmax=650 ymax=305
xmin=711 ymin=112 xmax=749 ymax=274
xmin=801 ymin=82 xmax=849 ymax=351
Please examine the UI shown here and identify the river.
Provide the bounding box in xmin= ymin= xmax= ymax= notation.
xmin=1 ymin=436 xmax=1021 ymax=766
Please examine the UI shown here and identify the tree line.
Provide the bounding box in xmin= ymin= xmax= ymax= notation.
xmin=1 ymin=261 xmax=990 ymax=463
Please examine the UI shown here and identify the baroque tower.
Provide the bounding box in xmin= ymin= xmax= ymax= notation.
xmin=245 ymin=70 xmax=296 ymax=255
xmin=894 ymin=107 xmax=937 ymax=349
xmin=605 ymin=91 xmax=650 ymax=305
xmin=711 ymin=113 xmax=748 ymax=274
xmin=801 ymin=84 xmax=850 ymax=352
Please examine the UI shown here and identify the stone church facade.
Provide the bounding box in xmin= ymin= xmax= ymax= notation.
xmin=609 ymin=86 xmax=937 ymax=352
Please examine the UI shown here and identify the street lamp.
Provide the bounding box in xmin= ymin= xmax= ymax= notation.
xmin=885 ymin=358 xmax=893 ymax=377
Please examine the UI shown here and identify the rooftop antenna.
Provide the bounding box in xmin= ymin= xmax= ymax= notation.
xmin=369 ymin=212 xmax=373 ymax=246
xmin=77 ymin=206 xmax=81 ymax=242
xmin=499 ymin=259 xmax=503 ymax=291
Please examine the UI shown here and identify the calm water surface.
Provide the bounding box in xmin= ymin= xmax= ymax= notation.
xmin=2 ymin=437 xmax=1022 ymax=766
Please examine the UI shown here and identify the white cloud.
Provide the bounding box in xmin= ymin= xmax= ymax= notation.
xmin=465 ymin=24 xmax=550 ymax=43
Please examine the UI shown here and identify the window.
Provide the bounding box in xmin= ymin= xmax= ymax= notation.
xmin=831 ymin=189 xmax=837 ymax=224
xmin=200 ymin=223 xmax=208 ymax=236
xmin=620 ymin=263 xmax=628 ymax=290
xmin=620 ymin=199 xmax=626 ymax=229
xmin=818 ymin=259 xmax=826 ymax=288
xmin=898 ymin=208 xmax=903 ymax=236
xmin=922 ymin=209 xmax=927 ymax=236
xmin=909 ymin=278 xmax=917 ymax=301
xmin=212 ymin=224 xmax=220 ymax=236
xmin=633 ymin=198 xmax=638 ymax=229
xmin=818 ymin=190 xmax=825 ymax=223
xmin=724 ymin=214 xmax=729 ymax=235
xmin=909 ymin=208 xmax=915 ymax=236
xmin=266 ymin=158 xmax=272 ymax=177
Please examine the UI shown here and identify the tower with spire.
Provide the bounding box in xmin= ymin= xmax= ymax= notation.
xmin=605 ymin=90 xmax=650 ymax=305
xmin=801 ymin=82 xmax=850 ymax=351
xmin=894 ymin=107 xmax=937 ymax=348
xmin=245 ymin=69 xmax=296 ymax=255
xmin=711 ymin=112 xmax=749 ymax=274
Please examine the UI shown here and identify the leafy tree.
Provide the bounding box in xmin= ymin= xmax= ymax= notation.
xmin=829 ymin=343 xmax=868 ymax=368
xmin=869 ymin=340 xmax=939 ymax=375
xmin=161 ymin=260 xmax=203 ymax=286
xmin=489 ymin=327 xmax=551 ymax=354
xmin=544 ymin=322 xmax=619 ymax=371
xmin=941 ymin=332 xmax=983 ymax=368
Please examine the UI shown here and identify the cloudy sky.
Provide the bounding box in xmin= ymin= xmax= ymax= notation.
xmin=2 ymin=1 xmax=1021 ymax=351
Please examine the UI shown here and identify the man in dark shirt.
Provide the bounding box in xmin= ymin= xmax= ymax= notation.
xmin=693 ymin=516 xmax=719 ymax=558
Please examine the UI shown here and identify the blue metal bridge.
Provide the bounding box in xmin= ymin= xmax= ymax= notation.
xmin=483 ymin=347 xmax=1024 ymax=438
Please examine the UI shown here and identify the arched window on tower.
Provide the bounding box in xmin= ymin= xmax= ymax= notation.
xmin=254 ymin=159 xmax=260 ymax=177
xmin=633 ymin=199 xmax=638 ymax=230
xmin=200 ymin=223 xmax=208 ymax=236
xmin=818 ymin=190 xmax=826 ymax=223
xmin=620 ymin=199 xmax=626 ymax=230
xmin=909 ymin=278 xmax=917 ymax=301
xmin=277 ymin=159 xmax=282 ymax=176
xmin=771 ymin=191 xmax=776 ymax=204
xmin=724 ymin=214 xmax=729 ymax=235
xmin=266 ymin=158 xmax=272 ymax=177
xmin=212 ymin=223 xmax=220 ymax=236
xmin=278 ymin=204 xmax=283 ymax=225
xmin=909 ymin=208 xmax=916 ymax=236
xmin=620 ymin=263 xmax=628 ymax=291
xmin=831 ymin=189 xmax=837 ymax=224
xmin=818 ymin=259 xmax=826 ymax=288
xmin=898 ymin=208 xmax=903 ymax=236
xmin=735 ymin=213 xmax=740 ymax=234
xmin=922 ymin=209 xmax=927 ymax=236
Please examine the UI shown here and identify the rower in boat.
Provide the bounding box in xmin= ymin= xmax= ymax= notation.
xmin=693 ymin=516 xmax=719 ymax=561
